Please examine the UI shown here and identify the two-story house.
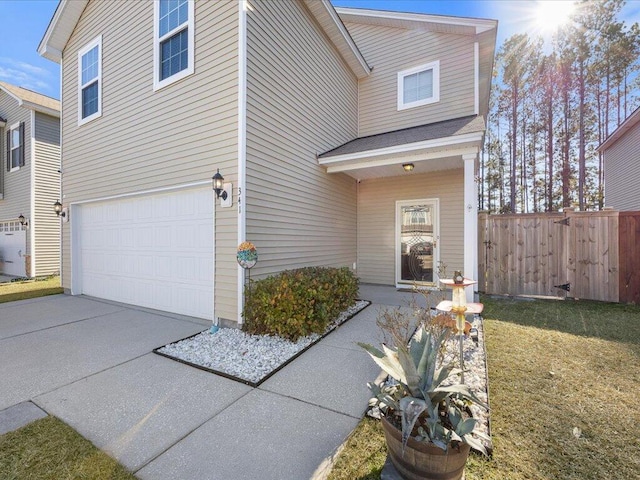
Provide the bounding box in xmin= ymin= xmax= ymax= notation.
xmin=39 ymin=0 xmax=497 ymax=326
xmin=0 ymin=82 xmax=60 ymax=278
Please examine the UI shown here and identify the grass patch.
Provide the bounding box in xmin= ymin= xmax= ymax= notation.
xmin=0 ymin=276 xmax=63 ymax=304
xmin=0 ymin=416 xmax=136 ymax=480
xmin=328 ymin=296 xmax=640 ymax=480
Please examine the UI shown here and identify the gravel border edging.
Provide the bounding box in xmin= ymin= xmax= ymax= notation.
xmin=153 ymin=300 xmax=371 ymax=388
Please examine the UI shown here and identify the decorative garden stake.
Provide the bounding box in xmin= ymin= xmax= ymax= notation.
xmin=237 ymin=240 xmax=258 ymax=310
xmin=437 ymin=276 xmax=483 ymax=384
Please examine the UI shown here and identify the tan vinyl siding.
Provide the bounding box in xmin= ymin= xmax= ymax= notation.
xmin=0 ymin=91 xmax=32 ymax=253
xmin=245 ymin=0 xmax=358 ymax=279
xmin=604 ymin=123 xmax=640 ymax=211
xmin=343 ymin=22 xmax=476 ymax=137
xmin=34 ymin=112 xmax=61 ymax=276
xmin=60 ymin=0 xmax=239 ymax=320
xmin=357 ymin=169 xmax=464 ymax=284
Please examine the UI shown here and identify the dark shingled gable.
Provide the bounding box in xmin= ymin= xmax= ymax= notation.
xmin=319 ymin=115 xmax=485 ymax=158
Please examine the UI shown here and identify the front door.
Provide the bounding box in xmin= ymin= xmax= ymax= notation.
xmin=396 ymin=199 xmax=439 ymax=287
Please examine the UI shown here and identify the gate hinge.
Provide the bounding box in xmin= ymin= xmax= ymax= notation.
xmin=554 ymin=217 xmax=570 ymax=226
xmin=554 ymin=283 xmax=571 ymax=292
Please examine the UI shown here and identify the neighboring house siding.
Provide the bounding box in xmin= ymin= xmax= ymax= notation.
xmin=477 ymin=29 xmax=495 ymax=119
xmin=343 ymin=21 xmax=476 ymax=137
xmin=60 ymin=0 xmax=239 ymax=319
xmin=0 ymin=91 xmax=32 ymax=256
xmin=357 ymin=169 xmax=464 ymax=285
xmin=604 ymin=124 xmax=640 ymax=211
xmin=245 ymin=0 xmax=358 ymax=279
xmin=34 ymin=112 xmax=61 ymax=276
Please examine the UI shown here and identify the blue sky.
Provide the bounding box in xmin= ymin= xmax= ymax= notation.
xmin=1 ymin=0 xmax=639 ymax=100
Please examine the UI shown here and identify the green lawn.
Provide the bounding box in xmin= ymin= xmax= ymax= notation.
xmin=329 ymin=296 xmax=640 ymax=480
xmin=0 ymin=416 xmax=137 ymax=480
xmin=0 ymin=276 xmax=63 ymax=304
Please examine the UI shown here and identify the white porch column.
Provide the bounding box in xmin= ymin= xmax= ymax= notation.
xmin=463 ymin=152 xmax=478 ymax=302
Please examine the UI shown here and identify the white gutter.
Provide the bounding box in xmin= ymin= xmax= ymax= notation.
xmin=319 ymin=131 xmax=485 ymax=164
xmin=237 ymin=0 xmax=248 ymax=325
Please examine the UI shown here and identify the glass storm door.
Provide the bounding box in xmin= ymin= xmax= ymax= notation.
xmin=396 ymin=199 xmax=439 ymax=286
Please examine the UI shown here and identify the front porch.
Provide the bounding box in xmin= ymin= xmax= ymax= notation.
xmin=318 ymin=115 xmax=485 ymax=300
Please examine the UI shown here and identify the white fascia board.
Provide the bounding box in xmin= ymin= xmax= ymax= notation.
xmin=598 ymin=107 xmax=640 ymax=152
xmin=319 ymin=131 xmax=484 ymax=165
xmin=38 ymin=0 xmax=88 ymax=64
xmin=320 ymin=0 xmax=371 ymax=76
xmin=21 ymin=101 xmax=60 ymax=118
xmin=325 ymin=145 xmax=479 ymax=173
xmin=334 ymin=7 xmax=497 ymax=34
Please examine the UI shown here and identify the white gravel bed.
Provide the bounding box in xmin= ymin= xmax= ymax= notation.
xmin=157 ymin=300 xmax=370 ymax=385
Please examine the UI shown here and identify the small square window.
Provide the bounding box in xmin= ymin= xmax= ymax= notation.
xmin=397 ymin=61 xmax=440 ymax=110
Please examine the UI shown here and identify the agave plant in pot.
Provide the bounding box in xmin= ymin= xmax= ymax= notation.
xmin=359 ymin=324 xmax=488 ymax=480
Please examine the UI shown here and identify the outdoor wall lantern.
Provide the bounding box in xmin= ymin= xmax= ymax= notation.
xmin=53 ymin=200 xmax=66 ymax=218
xmin=402 ymin=163 xmax=414 ymax=172
xmin=18 ymin=214 xmax=28 ymax=228
xmin=212 ymin=169 xmax=228 ymax=200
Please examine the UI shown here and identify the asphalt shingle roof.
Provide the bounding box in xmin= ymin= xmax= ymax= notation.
xmin=319 ymin=115 xmax=485 ymax=158
xmin=0 ymin=81 xmax=60 ymax=112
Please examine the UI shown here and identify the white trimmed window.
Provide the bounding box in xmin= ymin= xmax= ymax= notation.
xmin=78 ymin=35 xmax=102 ymax=125
xmin=154 ymin=0 xmax=195 ymax=90
xmin=7 ymin=122 xmax=24 ymax=172
xmin=397 ymin=61 xmax=440 ymax=110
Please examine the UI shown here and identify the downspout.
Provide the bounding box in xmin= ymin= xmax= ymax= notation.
xmin=237 ymin=0 xmax=248 ymax=325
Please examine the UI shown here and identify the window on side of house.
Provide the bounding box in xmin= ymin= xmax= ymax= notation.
xmin=6 ymin=122 xmax=24 ymax=172
xmin=78 ymin=36 xmax=102 ymax=125
xmin=154 ymin=0 xmax=194 ymax=90
xmin=397 ymin=61 xmax=440 ymax=111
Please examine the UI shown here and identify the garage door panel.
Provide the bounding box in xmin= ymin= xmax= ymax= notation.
xmin=79 ymin=188 xmax=214 ymax=319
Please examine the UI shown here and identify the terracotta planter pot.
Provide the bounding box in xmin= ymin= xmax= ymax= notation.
xmin=381 ymin=416 xmax=470 ymax=480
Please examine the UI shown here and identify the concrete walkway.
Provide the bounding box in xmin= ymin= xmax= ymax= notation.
xmin=0 ymin=285 xmax=414 ymax=479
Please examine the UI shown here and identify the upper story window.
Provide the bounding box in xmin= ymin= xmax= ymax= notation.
xmin=78 ymin=36 xmax=102 ymax=126
xmin=6 ymin=122 xmax=24 ymax=172
xmin=397 ymin=61 xmax=440 ymax=111
xmin=154 ymin=0 xmax=195 ymax=90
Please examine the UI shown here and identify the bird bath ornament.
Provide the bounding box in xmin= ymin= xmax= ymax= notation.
xmin=437 ymin=274 xmax=483 ymax=384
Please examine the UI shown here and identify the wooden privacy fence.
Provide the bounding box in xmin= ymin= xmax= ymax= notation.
xmin=478 ymin=210 xmax=640 ymax=303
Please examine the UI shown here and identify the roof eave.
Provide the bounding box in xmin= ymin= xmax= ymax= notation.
xmin=598 ymin=107 xmax=640 ymax=152
xmin=38 ymin=0 xmax=88 ymax=64
xmin=22 ymin=101 xmax=61 ymax=118
xmin=319 ymin=131 xmax=484 ymax=164
xmin=304 ymin=0 xmax=371 ymax=79
xmin=334 ymin=7 xmax=498 ymax=35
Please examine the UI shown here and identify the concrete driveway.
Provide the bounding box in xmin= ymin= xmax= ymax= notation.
xmin=0 ymin=292 xmax=385 ymax=479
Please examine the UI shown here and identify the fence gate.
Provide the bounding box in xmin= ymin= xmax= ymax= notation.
xmin=478 ymin=211 xmax=619 ymax=302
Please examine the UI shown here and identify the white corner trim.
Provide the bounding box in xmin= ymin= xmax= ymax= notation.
xmin=237 ymin=0 xmax=248 ymax=325
xmin=153 ymin=0 xmax=195 ymax=91
xmin=474 ymin=42 xmax=479 ymax=115
xmin=30 ymin=110 xmax=37 ymax=277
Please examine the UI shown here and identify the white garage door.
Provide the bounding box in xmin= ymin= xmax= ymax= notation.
xmin=0 ymin=221 xmax=27 ymax=277
xmin=77 ymin=188 xmax=214 ymax=319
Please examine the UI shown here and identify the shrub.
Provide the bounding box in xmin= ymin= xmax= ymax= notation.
xmin=243 ymin=266 xmax=358 ymax=341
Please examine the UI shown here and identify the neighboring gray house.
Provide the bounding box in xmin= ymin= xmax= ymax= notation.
xmin=39 ymin=1 xmax=497 ymax=326
xmin=0 ymin=82 xmax=60 ymax=278
xmin=598 ymin=106 xmax=640 ymax=211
